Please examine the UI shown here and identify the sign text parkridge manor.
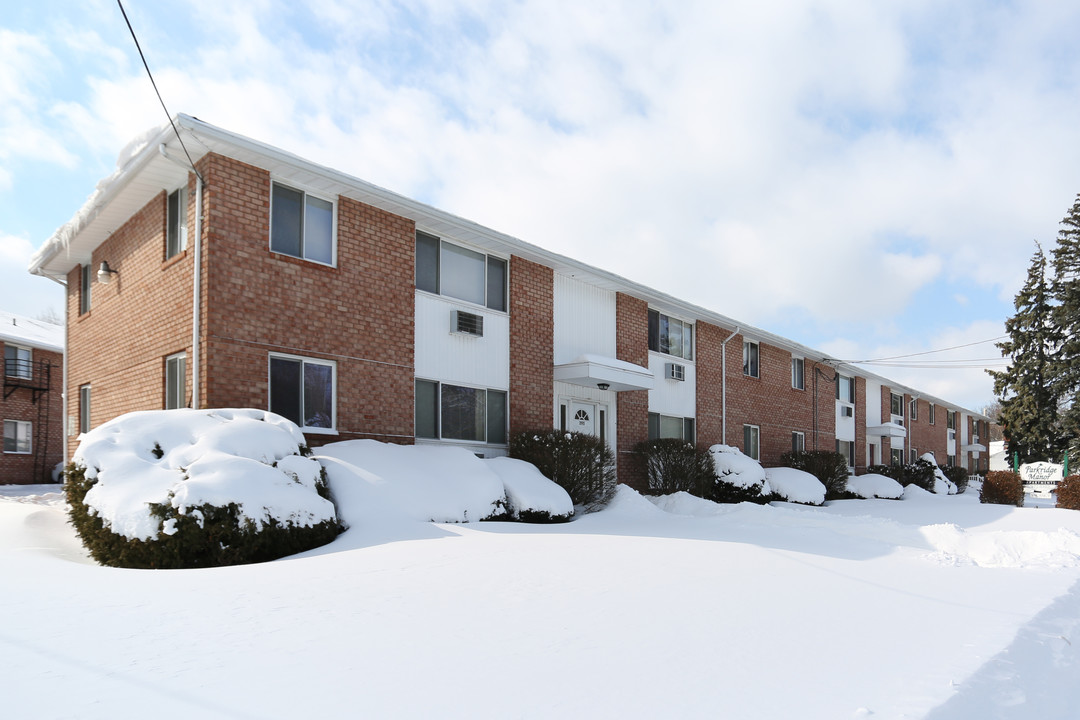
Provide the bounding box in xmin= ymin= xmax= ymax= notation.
xmin=1020 ymin=462 xmax=1064 ymax=486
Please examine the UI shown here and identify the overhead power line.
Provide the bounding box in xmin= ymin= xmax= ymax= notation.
xmin=117 ymin=0 xmax=203 ymax=182
xmin=851 ymin=335 xmax=1009 ymax=365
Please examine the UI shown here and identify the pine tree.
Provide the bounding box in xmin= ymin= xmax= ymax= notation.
xmin=988 ymin=243 xmax=1065 ymax=464
xmin=1051 ymin=193 xmax=1080 ymax=457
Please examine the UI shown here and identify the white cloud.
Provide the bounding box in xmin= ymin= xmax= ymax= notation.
xmin=0 ymin=234 xmax=35 ymax=268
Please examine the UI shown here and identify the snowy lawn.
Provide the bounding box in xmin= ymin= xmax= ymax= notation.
xmin=3 ymin=472 xmax=1080 ymax=718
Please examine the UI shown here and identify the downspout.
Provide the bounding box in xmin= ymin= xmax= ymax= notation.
xmin=720 ymin=327 xmax=740 ymax=446
xmin=159 ymin=144 xmax=205 ymax=409
xmin=35 ymin=271 xmax=68 ymax=469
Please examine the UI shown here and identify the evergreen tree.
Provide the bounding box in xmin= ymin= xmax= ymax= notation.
xmin=988 ymin=243 xmax=1065 ymax=464
xmin=1051 ymin=193 xmax=1080 ymax=456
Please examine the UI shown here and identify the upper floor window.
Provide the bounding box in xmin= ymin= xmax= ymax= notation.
xmin=648 ymin=413 xmax=695 ymax=442
xmin=929 ymin=403 xmax=936 ymax=425
xmin=947 ymin=410 xmax=956 ymax=430
xmin=271 ymin=182 xmax=335 ymax=265
xmin=648 ymin=310 xmax=694 ymax=360
xmin=79 ymin=384 xmax=91 ymax=434
xmin=166 ymin=187 xmax=188 ymax=259
xmin=80 ymin=264 xmax=91 ymax=315
xmin=269 ymin=354 xmax=335 ymax=431
xmin=791 ymin=356 xmax=804 ymax=390
xmin=890 ymin=392 xmax=903 ymax=418
xmin=4 ymin=344 xmax=31 ymax=379
xmin=910 ymin=398 xmax=918 ymax=421
xmin=836 ymin=375 xmax=854 ymax=404
xmin=743 ymin=341 xmax=759 ymax=377
xmin=416 ymin=232 xmax=507 ymax=311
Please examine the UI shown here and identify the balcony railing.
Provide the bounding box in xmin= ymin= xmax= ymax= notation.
xmin=3 ymin=359 xmax=52 ymax=399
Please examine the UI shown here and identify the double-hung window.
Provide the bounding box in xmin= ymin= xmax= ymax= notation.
xmin=415 ymin=379 xmax=507 ymax=444
xmin=929 ymin=403 xmax=936 ymax=425
xmin=792 ymin=431 xmax=805 ymax=453
xmin=836 ymin=439 xmax=854 ymax=468
xmin=910 ymin=399 xmax=918 ymax=422
xmin=890 ymin=448 xmax=904 ymax=466
xmin=416 ymin=232 xmax=507 ymax=311
xmin=791 ymin=356 xmax=804 ymax=390
xmin=165 ymin=353 xmax=186 ymax=410
xmin=647 ymin=310 xmax=693 ymax=360
xmin=271 ymin=182 xmax=335 ymax=265
xmin=269 ymin=354 xmax=335 ymax=430
xmin=79 ymin=385 xmax=91 ymax=434
xmin=166 ymin=187 xmax=188 ymax=259
xmin=5 ymin=345 xmax=31 ymax=379
xmin=947 ymin=410 xmax=956 ymax=430
xmin=836 ymin=375 xmax=854 ymax=404
xmin=3 ymin=420 xmax=31 ymax=454
xmin=743 ymin=424 xmax=760 ymax=461
xmin=648 ymin=413 xmax=695 ymax=442
xmin=890 ymin=392 xmax=904 ymax=419
xmin=80 ymin=264 xmax=91 ymax=314
xmin=743 ymin=341 xmax=759 ymax=378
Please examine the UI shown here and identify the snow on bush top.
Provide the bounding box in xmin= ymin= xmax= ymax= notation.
xmin=316 ymin=440 xmax=507 ymax=524
xmin=921 ymin=453 xmax=958 ymax=495
xmin=484 ymin=457 xmax=573 ymax=520
xmin=709 ymin=444 xmax=770 ymax=492
xmin=846 ymin=473 xmax=905 ymax=500
xmin=71 ymin=409 xmax=335 ymax=541
xmin=765 ymin=467 xmax=826 ymax=505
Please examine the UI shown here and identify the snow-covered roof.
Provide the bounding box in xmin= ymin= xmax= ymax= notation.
xmin=0 ymin=310 xmax=63 ymax=353
xmin=29 ymin=114 xmax=988 ymax=420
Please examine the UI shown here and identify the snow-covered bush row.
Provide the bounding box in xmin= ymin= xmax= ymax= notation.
xmin=845 ymin=473 xmax=904 ymax=500
xmin=509 ymin=430 xmax=615 ymax=511
xmin=317 ymin=440 xmax=573 ymax=524
xmin=707 ymin=445 xmax=773 ymax=503
xmin=65 ymin=409 xmax=340 ymax=568
xmin=764 ymin=467 xmax=826 ymax=506
xmin=635 ymin=438 xmax=713 ymax=495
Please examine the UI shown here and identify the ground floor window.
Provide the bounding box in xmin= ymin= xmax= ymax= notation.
xmin=269 ymin=354 xmax=335 ymax=430
xmin=910 ymin=448 xmax=918 ymax=464
xmin=947 ymin=454 xmax=955 ymax=467
xmin=3 ymin=420 xmax=31 ymax=454
xmin=648 ymin=413 xmax=695 ymax=442
xmin=165 ymin=352 xmax=186 ymax=410
xmin=836 ymin=439 xmax=854 ymax=468
xmin=890 ymin=448 xmax=903 ymax=466
xmin=743 ymin=424 xmax=760 ymax=461
xmin=792 ymin=431 xmax=805 ymax=453
xmin=416 ymin=379 xmax=506 ymax=444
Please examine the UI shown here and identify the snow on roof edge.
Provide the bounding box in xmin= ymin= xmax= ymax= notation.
xmin=0 ymin=310 xmax=63 ymax=352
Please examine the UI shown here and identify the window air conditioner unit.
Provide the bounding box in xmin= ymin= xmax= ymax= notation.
xmin=665 ymin=363 xmax=685 ymax=381
xmin=841 ymin=406 xmax=854 ymax=417
xmin=454 ymin=310 xmax=484 ymax=337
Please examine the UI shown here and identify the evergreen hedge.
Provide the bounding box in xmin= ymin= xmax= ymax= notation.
xmin=980 ymin=470 xmax=1025 ymax=507
xmin=940 ymin=465 xmax=969 ymax=494
xmin=64 ymin=461 xmax=342 ymax=569
xmin=509 ymin=430 xmax=616 ymax=511
xmin=633 ymin=439 xmax=713 ymax=496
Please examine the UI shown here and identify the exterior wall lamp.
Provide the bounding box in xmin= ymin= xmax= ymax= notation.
xmin=97 ymin=261 xmax=118 ymax=284
xmin=597 ymin=383 xmax=610 ymax=391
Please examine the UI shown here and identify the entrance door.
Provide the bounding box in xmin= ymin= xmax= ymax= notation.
xmin=569 ymin=400 xmax=596 ymax=435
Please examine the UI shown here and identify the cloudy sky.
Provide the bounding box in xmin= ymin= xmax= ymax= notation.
xmin=3 ymin=0 xmax=1080 ymax=411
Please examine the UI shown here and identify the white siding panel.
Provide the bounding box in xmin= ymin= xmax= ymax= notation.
xmin=414 ymin=292 xmax=509 ymax=388
xmin=835 ymin=402 xmax=856 ymax=442
xmin=553 ymin=274 xmax=616 ymax=365
xmin=865 ymin=380 xmax=882 ymax=426
xmin=648 ymin=353 xmax=696 ymax=417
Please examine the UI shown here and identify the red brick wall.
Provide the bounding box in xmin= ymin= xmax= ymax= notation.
xmin=695 ymin=321 xmax=727 ymax=447
xmin=616 ymin=293 xmax=649 ymax=489
xmin=1 ymin=346 xmax=64 ymax=483
xmin=198 ymin=153 xmax=415 ymax=446
xmin=65 ymin=184 xmax=195 ymax=457
xmin=722 ymin=334 xmax=835 ymax=466
xmin=508 ymin=257 xmax=553 ymax=434
xmin=854 ymin=377 xmax=867 ymax=474
xmin=908 ymin=397 xmax=947 ymax=465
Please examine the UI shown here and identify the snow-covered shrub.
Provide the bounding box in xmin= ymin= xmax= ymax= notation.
xmin=779 ymin=450 xmax=850 ymax=499
xmin=510 ymin=430 xmax=615 ymax=511
xmin=867 ymin=464 xmax=901 ymax=481
xmin=634 ymin=439 xmax=713 ymax=496
xmin=706 ymin=445 xmax=773 ymax=504
xmin=1055 ymin=475 xmax=1080 ymax=510
xmin=845 ymin=473 xmax=904 ymax=500
xmin=765 ymin=467 xmax=826 ymax=506
xmin=940 ymin=464 xmax=969 ymax=494
xmin=64 ymin=409 xmax=341 ymax=569
xmin=921 ymin=454 xmax=957 ymax=494
xmin=899 ymin=457 xmax=937 ymax=492
xmin=980 ymin=471 xmax=1025 ymax=507
xmin=485 ymin=457 xmax=573 ymax=523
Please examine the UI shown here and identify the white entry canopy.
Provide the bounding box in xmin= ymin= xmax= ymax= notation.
xmin=553 ymin=354 xmax=654 ymax=392
xmin=962 ymin=443 xmax=987 ymax=453
xmin=867 ymin=422 xmax=907 ymax=438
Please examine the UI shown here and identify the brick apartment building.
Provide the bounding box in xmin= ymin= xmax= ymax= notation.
xmin=29 ymin=115 xmax=989 ymax=489
xmin=2 ymin=311 xmax=64 ymax=484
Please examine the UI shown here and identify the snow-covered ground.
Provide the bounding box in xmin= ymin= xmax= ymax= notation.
xmin=3 ymin=470 xmax=1080 ymax=719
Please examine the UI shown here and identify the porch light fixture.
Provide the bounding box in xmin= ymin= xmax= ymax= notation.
xmin=97 ymin=261 xmax=118 ymax=284
xmin=597 ymin=383 xmax=610 ymax=391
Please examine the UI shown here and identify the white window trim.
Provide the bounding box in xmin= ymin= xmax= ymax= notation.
xmin=5 ymin=343 xmax=32 ymax=379
xmin=791 ymin=356 xmax=804 ymax=390
xmin=910 ymin=398 xmax=918 ymax=422
xmin=743 ymin=340 xmax=760 ymax=378
xmin=415 ymin=231 xmax=510 ymax=315
xmin=166 ymin=186 xmax=189 ymax=259
xmin=165 ymin=352 xmax=186 ymax=410
xmin=648 ymin=309 xmax=695 ymax=362
xmin=744 ymin=424 xmax=760 ymax=461
xmin=269 ymin=179 xmax=338 ymax=267
xmin=648 ymin=412 xmax=696 ymax=442
xmin=792 ymin=431 xmax=805 ymax=453
xmin=79 ymin=384 xmax=91 ymax=435
xmin=3 ymin=419 xmax=32 ymax=454
xmin=267 ymin=352 xmax=338 ymax=433
xmin=416 ymin=378 xmax=509 ymax=445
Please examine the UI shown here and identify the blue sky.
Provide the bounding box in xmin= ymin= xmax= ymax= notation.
xmin=3 ymin=0 xmax=1080 ymax=412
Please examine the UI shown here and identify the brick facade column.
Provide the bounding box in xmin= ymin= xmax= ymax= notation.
xmin=508 ymin=257 xmax=554 ymax=434
xmin=616 ymin=293 xmax=649 ymax=489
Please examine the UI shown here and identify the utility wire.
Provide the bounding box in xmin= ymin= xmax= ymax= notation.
xmin=117 ymin=0 xmax=204 ymax=183
xmin=851 ymin=335 xmax=1009 ymax=364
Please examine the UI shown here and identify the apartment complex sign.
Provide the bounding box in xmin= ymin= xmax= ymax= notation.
xmin=1020 ymin=462 xmax=1064 ymax=488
